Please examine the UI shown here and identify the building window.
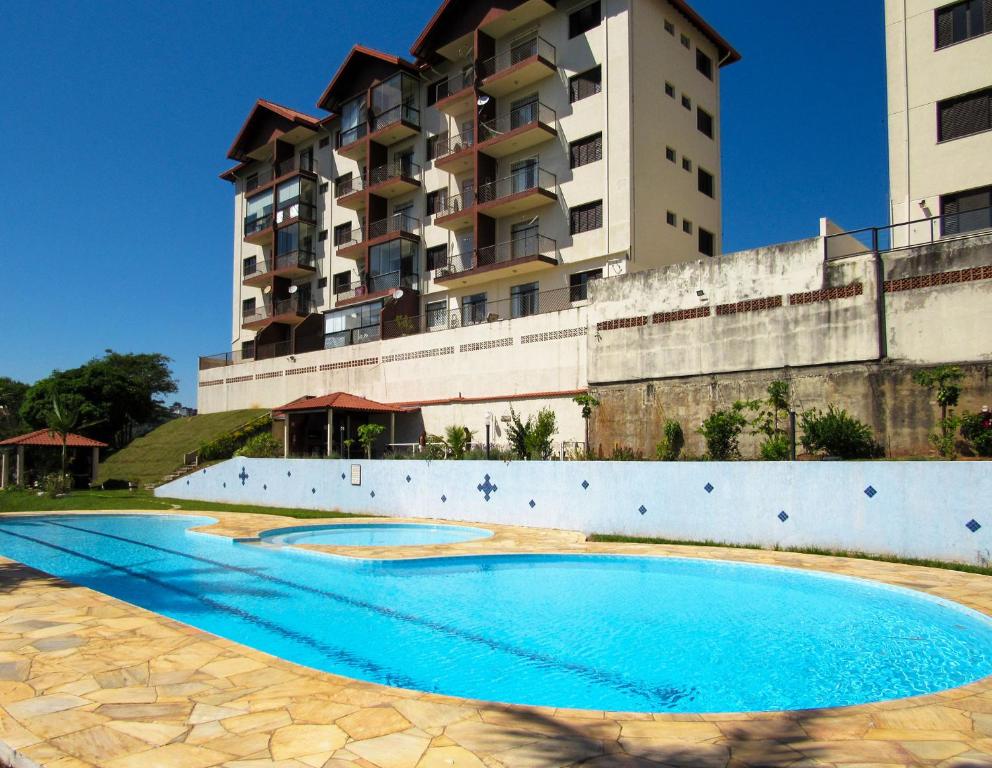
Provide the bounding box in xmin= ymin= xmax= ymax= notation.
xmin=332 ymin=271 xmax=351 ymax=294
xmin=570 ymin=200 xmax=603 ymax=234
xmin=570 ymin=133 xmax=603 ymax=168
xmin=335 ymin=172 xmax=355 ymax=197
xmin=698 ymin=168 xmax=715 ymax=198
xmin=245 ymin=173 xmax=259 ymax=192
xmin=680 ymin=33 xmax=691 ymax=49
xmin=461 ymin=293 xmax=488 ymax=325
xmin=666 ymin=146 xmax=676 ymax=163
xmin=426 ymin=189 xmax=448 ymax=216
xmin=317 ymin=277 xmax=327 ymax=289
xmin=569 ymin=1 xmax=601 ymax=38
xmin=938 ymin=87 xmax=992 ymax=141
xmin=569 ymin=268 xmax=603 ymax=302
xmin=319 ymin=182 xmax=329 ymax=193
xmin=699 ymin=227 xmax=715 ymax=257
xmin=426 ymin=244 xmax=448 ymax=271
xmin=426 ymin=133 xmax=444 ymax=160
xmin=697 ymin=107 xmax=714 ymax=138
xmin=242 ymin=297 xmax=255 ymax=316
xmin=569 ymin=66 xmax=602 ymax=103
xmin=940 ymin=185 xmax=992 ymax=235
xmin=936 ymin=0 xmax=991 ymax=48
xmin=333 ymin=222 xmax=353 ymax=246
xmin=683 ymin=219 xmax=693 ymax=234
xmin=242 ymin=256 xmax=257 ymax=277
xmin=319 ymin=137 xmax=330 ymax=149
xmin=664 ymin=19 xmax=675 ymax=35
xmin=511 ymin=282 xmax=540 ymax=318
xmin=318 ymin=229 xmax=328 ymax=241
xmin=681 ymin=94 xmax=692 ymax=110
xmin=665 ymin=81 xmax=675 ymax=98
xmin=241 ymin=340 xmax=255 ymax=359
xmin=426 ymin=300 xmax=448 ymax=330
xmin=682 ymin=156 xmax=693 ymax=172
xmin=666 ymin=211 xmax=677 ymax=227
xmin=696 ymin=49 xmax=714 ymax=79
xmin=426 ymin=78 xmax=446 ymax=106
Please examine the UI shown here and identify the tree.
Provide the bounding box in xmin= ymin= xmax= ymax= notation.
xmin=0 ymin=377 xmax=29 ymax=440
xmin=45 ymin=390 xmax=99 ymax=483
xmin=572 ymin=393 xmax=600 ymax=455
xmin=443 ymin=425 xmax=473 ymax=459
xmin=506 ymin=407 xmax=558 ymax=460
xmin=357 ymin=423 xmax=385 ymax=459
xmin=698 ymin=402 xmax=751 ymax=460
xmin=913 ymin=366 xmax=964 ymax=458
xmin=20 ymin=351 xmax=177 ymax=449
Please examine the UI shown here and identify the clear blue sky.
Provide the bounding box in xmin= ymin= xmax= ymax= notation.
xmin=0 ymin=0 xmax=888 ymax=408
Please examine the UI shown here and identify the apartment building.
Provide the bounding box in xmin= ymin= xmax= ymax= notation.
xmin=220 ymin=0 xmax=737 ymax=368
xmin=886 ymin=0 xmax=992 ymax=240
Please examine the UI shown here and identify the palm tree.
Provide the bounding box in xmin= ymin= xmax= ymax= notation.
xmin=45 ymin=391 xmax=89 ymax=481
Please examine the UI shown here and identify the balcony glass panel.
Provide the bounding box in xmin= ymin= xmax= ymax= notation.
xmin=277 ymin=222 xmax=316 ymax=262
xmin=369 ymin=239 xmax=419 ymax=293
xmin=244 ymin=190 xmax=273 ymax=235
xmin=275 ymin=177 xmax=316 ymax=223
xmin=338 ymin=95 xmax=368 ymax=147
xmin=371 ymin=73 xmax=420 ymax=131
xmin=324 ymin=300 xmax=383 ymax=348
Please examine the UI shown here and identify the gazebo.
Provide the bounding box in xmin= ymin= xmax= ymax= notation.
xmin=0 ymin=430 xmax=108 ymax=488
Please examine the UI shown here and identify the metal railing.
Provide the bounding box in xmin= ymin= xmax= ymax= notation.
xmin=243 ymin=212 xmax=273 ymax=237
xmin=333 ymin=271 xmax=419 ymax=302
xmin=368 ymin=211 xmax=420 ymax=240
xmin=325 ymin=325 xmax=381 ymax=349
xmin=436 ymin=234 xmax=557 ymax=277
xmin=199 ymin=340 xmax=294 ymax=369
xmin=369 ymin=159 xmax=421 ymax=186
xmin=242 ymin=250 xmax=316 ymax=281
xmin=371 ymin=103 xmax=420 ymax=133
xmin=480 ymin=101 xmax=556 ymax=143
xmin=477 ymin=167 xmax=556 ymax=205
xmin=428 ymin=70 xmax=474 ymax=104
xmin=274 ymin=200 xmax=317 ymax=224
xmin=825 ymin=206 xmax=992 ymax=260
xmin=242 ymin=296 xmax=318 ymax=325
xmin=335 ymin=225 xmax=364 ymax=250
xmin=478 ymin=36 xmax=556 ymax=79
xmin=430 ymin=129 xmax=474 ymax=162
xmin=245 ymin=170 xmax=274 ymax=192
xmin=335 ymin=175 xmax=366 ymax=198
xmin=337 ymin=123 xmax=367 ymax=148
xmin=275 ymin=154 xmax=317 ymax=177
xmin=434 ymin=189 xmax=475 ymax=218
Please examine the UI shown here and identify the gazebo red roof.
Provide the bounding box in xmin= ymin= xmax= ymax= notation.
xmin=275 ymin=393 xmax=414 ymax=414
xmin=0 ymin=430 xmax=108 ymax=448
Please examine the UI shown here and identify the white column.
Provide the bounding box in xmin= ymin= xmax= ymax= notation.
xmin=16 ymin=446 xmax=25 ymax=486
xmin=283 ymin=416 xmax=290 ymax=458
xmin=0 ymin=451 xmax=8 ymax=489
xmin=327 ymin=408 xmax=334 ymax=457
xmin=390 ymin=413 xmax=396 ymax=446
xmin=91 ymin=446 xmax=100 ymax=486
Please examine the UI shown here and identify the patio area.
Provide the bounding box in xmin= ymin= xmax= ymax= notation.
xmin=0 ymin=510 xmax=990 ymax=768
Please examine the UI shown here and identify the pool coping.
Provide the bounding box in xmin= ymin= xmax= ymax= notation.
xmin=0 ymin=508 xmax=989 ymax=767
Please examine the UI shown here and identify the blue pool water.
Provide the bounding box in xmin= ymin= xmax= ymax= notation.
xmin=259 ymin=522 xmax=492 ymax=547
xmin=1 ymin=514 xmax=991 ymax=713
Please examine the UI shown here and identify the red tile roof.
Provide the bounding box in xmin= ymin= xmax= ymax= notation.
xmin=0 ymin=430 xmax=108 ymax=448
xmin=274 ymin=393 xmax=415 ymax=414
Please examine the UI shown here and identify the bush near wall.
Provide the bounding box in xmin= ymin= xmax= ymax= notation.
xmin=198 ymin=414 xmax=273 ymax=461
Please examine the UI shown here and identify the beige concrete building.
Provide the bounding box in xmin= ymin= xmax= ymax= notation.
xmin=886 ymin=0 xmax=992 ymax=242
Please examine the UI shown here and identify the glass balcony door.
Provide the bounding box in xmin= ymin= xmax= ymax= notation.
xmin=510 ymin=158 xmax=538 ymax=194
xmin=510 ymin=95 xmax=538 ymax=130
xmin=511 ymin=220 xmax=539 ymax=259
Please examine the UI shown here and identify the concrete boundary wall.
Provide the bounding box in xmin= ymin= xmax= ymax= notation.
xmin=157 ymin=458 xmax=991 ymax=565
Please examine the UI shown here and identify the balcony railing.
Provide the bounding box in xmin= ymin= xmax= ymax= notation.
xmin=244 ymin=212 xmax=273 ymax=237
xmin=368 ymin=269 xmax=419 ymax=294
xmin=368 ymin=160 xmax=421 ymax=186
xmin=242 ymin=250 xmax=316 ymax=281
xmin=477 ymin=36 xmax=556 ymax=79
xmin=325 ymin=324 xmax=382 ymax=349
xmin=479 ymin=101 xmax=556 ymax=143
xmin=242 ymin=296 xmax=318 ymax=325
xmin=275 ymin=154 xmax=317 ymax=178
xmin=368 ymin=212 xmax=420 ymax=240
xmin=275 ymin=200 xmax=317 ymax=225
xmin=245 ymin=170 xmax=274 ymax=193
xmin=335 ymin=225 xmax=364 ymax=249
xmin=337 ymin=123 xmax=368 ymax=148
xmin=437 ymin=234 xmax=556 ymax=277
xmin=429 ymin=129 xmax=474 ymax=162
xmin=199 ymin=340 xmax=293 ymax=369
xmin=435 ymin=190 xmax=475 ymax=218
xmin=428 ymin=70 xmax=474 ymax=104
xmin=371 ymin=103 xmax=420 ymax=133
xmin=477 ymin=167 xmax=556 ymax=205
xmin=335 ymin=174 xmax=366 ymax=198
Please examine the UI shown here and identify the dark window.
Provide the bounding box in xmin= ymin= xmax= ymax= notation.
xmin=569 ymin=268 xmax=602 ymax=302
xmin=569 ymin=1 xmax=601 ymax=37
xmin=426 ymin=244 xmax=448 ymax=271
xmin=936 ymin=0 xmax=991 ymax=48
xmin=511 ymin=282 xmax=540 ymax=318
xmin=242 ymin=297 xmax=255 ymax=315
xmin=317 ymin=277 xmax=327 ymax=289
xmin=666 ymin=211 xmax=677 ymax=227
xmin=462 ymin=292 xmax=488 ymax=325
xmin=682 ymin=156 xmax=693 ymax=172
xmin=665 ymin=82 xmax=675 ymax=98
xmin=681 ymin=94 xmax=692 ymax=110
xmin=681 ymin=33 xmax=691 ymax=49
xmin=938 ymin=88 xmax=992 ymax=141
xmin=318 ymin=137 xmax=330 ymax=149
xmin=666 ymin=146 xmax=676 ymax=163
xmin=696 ymin=49 xmax=713 ymax=79
xmin=698 ymin=168 xmax=714 ymax=198
xmin=569 ymin=66 xmax=602 ymax=103
xmin=242 ymin=256 xmax=257 ymax=277
xmin=683 ymin=219 xmax=693 ymax=234
xmin=941 ymin=185 xmax=992 ymax=235
xmin=697 ymin=107 xmax=714 ymax=138
xmin=699 ymin=227 xmax=715 ymax=257
xmin=664 ymin=19 xmax=675 ymax=35
xmin=319 ymin=182 xmax=329 ymax=193
xmin=241 ymin=340 xmax=255 ymax=359
xmin=570 ymin=200 xmax=603 ymax=234
xmin=333 ymin=222 xmax=352 ymax=246
xmin=245 ymin=173 xmax=259 ymax=192
xmin=335 ymin=172 xmax=354 ymax=196
xmin=426 ymin=132 xmax=445 ymax=160
xmin=332 ymin=271 xmax=352 ymax=294
xmin=318 ymin=230 xmax=328 ymax=242
xmin=570 ymin=133 xmax=603 ymax=168
xmin=426 ymin=189 xmax=447 ymax=216
xmin=426 ymin=78 xmax=447 ymax=106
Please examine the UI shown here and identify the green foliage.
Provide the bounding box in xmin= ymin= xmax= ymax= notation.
xmin=913 ymin=366 xmax=965 ymax=458
xmin=751 ymin=381 xmax=792 ymax=460
xmin=799 ymin=405 xmax=877 ymax=459
xmin=759 ymin=433 xmax=791 ymax=461
xmin=19 ymin=351 xmax=178 ymax=449
xmin=611 ymin=445 xmax=642 ymax=461
xmin=0 ymin=377 xmax=29 ymax=440
xmin=357 ymin=423 xmax=386 ymax=459
xmin=234 ymin=432 xmax=283 ymax=458
xmin=198 ymin=415 xmax=272 ymax=461
xmin=960 ymin=412 xmax=992 ymax=457
xmin=506 ymin=407 xmax=558 ymax=460
xmin=698 ymin=402 xmax=750 ymax=460
xmin=443 ymin=425 xmax=474 ymax=459
xmin=43 ymin=472 xmax=72 ymax=498
xmin=572 ymin=393 xmax=600 ymax=420
xmin=423 ymin=434 xmax=448 ymax=460
xmin=655 ymin=419 xmax=684 ymax=461
xmin=45 ymin=389 xmax=101 ymax=478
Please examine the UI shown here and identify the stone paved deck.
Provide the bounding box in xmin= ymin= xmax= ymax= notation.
xmin=0 ymin=509 xmax=990 ymax=768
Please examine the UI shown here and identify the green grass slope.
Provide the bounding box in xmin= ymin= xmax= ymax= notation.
xmin=98 ymin=409 xmax=267 ymax=485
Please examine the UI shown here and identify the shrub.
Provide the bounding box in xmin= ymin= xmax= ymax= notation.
xmin=913 ymin=366 xmax=964 ymax=458
xmin=198 ymin=415 xmax=272 ymax=461
xmin=234 ymin=433 xmax=282 ymax=458
xmin=506 ymin=407 xmax=557 ymax=460
xmin=611 ymin=445 xmax=642 ymax=461
xmin=443 ymin=425 xmax=473 ymax=460
xmin=357 ymin=423 xmax=386 ymax=459
xmin=800 ymin=406 xmax=877 ymax=459
xmin=760 ymin=433 xmax=791 ymax=461
xmin=960 ymin=412 xmax=992 ymax=457
xmin=101 ymin=478 xmax=130 ymax=490
xmin=423 ymin=434 xmax=448 ymax=460
xmin=698 ymin=403 xmax=750 ymax=460
xmin=43 ymin=472 xmax=72 ymax=498
xmin=655 ymin=419 xmax=684 ymax=461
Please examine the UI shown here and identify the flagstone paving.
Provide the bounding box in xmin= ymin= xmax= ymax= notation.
xmin=0 ymin=509 xmax=990 ymax=767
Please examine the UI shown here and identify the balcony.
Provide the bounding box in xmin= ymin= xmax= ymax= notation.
xmin=334 ymin=270 xmax=420 ymax=307
xmin=242 ymin=250 xmax=317 ymax=288
xmin=429 ymin=71 xmax=474 ymax=116
xmin=336 ymin=123 xmax=368 ymax=160
xmin=430 ymin=130 xmax=475 ymax=174
xmin=334 ymin=174 xmax=366 ymax=210
xmin=477 ymin=167 xmax=556 ymax=218
xmin=369 ymin=103 xmax=421 ymax=146
xmin=334 ymin=226 xmax=365 ymax=260
xmin=244 ymin=154 xmax=318 ymax=196
xmin=367 ymin=212 xmax=421 ymax=244
xmin=243 ymin=212 xmax=274 ymax=245
xmin=434 ymin=234 xmax=557 ymax=287
xmin=367 ymin=160 xmax=421 ymax=198
xmin=478 ymin=36 xmax=556 ymax=98
xmin=242 ymin=296 xmax=317 ymax=331
xmin=274 ymin=200 xmax=317 ymax=227
xmin=325 ymin=324 xmax=381 ymax=349
xmin=478 ymin=101 xmax=556 ymax=158
xmin=433 ymin=191 xmax=475 ymax=231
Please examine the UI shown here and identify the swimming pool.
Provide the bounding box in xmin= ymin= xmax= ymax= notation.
xmin=1 ymin=514 xmax=990 ymax=713
xmin=259 ymin=522 xmax=492 ymax=547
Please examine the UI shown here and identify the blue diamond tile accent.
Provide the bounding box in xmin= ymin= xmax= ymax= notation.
xmin=638 ymin=505 xmax=647 ymax=515
xmin=477 ymin=474 xmax=498 ymax=501
xmin=222 ymin=482 xmax=226 ymax=488
xmin=581 ymin=480 xmax=589 ymax=490
xmin=239 ymin=467 xmax=249 ymax=486
xmin=370 ymin=490 xmax=375 ymax=498
xmin=778 ymin=511 xmax=789 ymax=522
xmin=186 ymin=480 xmax=189 ymax=486
xmin=967 ymin=519 xmax=982 ymax=533
xmin=287 ymin=471 xmax=292 ymax=477
xmin=341 ymin=473 xmax=346 ymax=480
xmin=406 ymin=475 xmax=412 ymax=483
xmin=704 ymin=482 xmax=714 ymax=494
xmin=441 ymin=494 xmax=447 ymax=503
xmin=202 ymin=469 xmax=206 ymax=474
xmin=529 ymin=499 xmax=536 ymax=508
xmin=864 ymin=485 xmax=877 ymax=498
xmin=311 ymin=488 xmax=316 ymax=495
xmin=263 ymin=484 xmax=267 ymax=491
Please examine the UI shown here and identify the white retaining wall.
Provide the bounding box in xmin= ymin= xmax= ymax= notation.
xmin=157 ymin=458 xmax=991 ymax=565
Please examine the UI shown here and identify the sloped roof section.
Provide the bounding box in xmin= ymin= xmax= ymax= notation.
xmin=274 ymin=393 xmax=415 ymax=414
xmin=317 ymin=45 xmax=418 ymax=112
xmin=0 ymin=430 xmax=108 ymax=448
xmin=227 ymin=99 xmax=322 ymax=162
